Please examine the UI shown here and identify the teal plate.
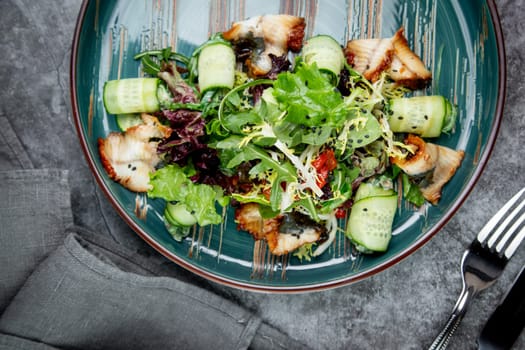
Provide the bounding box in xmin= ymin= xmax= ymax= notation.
xmin=71 ymin=0 xmax=505 ymax=292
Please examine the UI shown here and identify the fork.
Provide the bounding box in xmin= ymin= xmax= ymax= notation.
xmin=428 ymin=188 xmax=525 ymax=350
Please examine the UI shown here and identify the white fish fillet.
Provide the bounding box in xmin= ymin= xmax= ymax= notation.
xmin=391 ymin=135 xmax=464 ymax=204
xmin=223 ymin=15 xmax=305 ymax=76
xmin=345 ymin=28 xmax=432 ymax=89
xmin=98 ymin=113 xmax=172 ymax=192
xmin=235 ymin=203 xmax=323 ymax=255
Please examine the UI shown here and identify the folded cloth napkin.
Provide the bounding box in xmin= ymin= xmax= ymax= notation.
xmin=0 ymin=122 xmax=308 ymax=350
xmin=0 ymin=169 xmax=73 ymax=312
xmin=1 ymin=226 xmax=305 ymax=350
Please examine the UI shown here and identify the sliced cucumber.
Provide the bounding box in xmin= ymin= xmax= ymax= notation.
xmin=387 ymin=95 xmax=455 ymax=138
xmin=198 ymin=43 xmax=236 ymax=93
xmin=116 ymin=114 xmax=143 ymax=131
xmin=346 ymin=194 xmax=397 ymax=252
xmin=354 ymin=182 xmax=395 ymax=202
xmin=165 ymin=203 xmax=197 ymax=227
xmin=301 ymin=35 xmax=345 ymax=78
xmin=347 ymin=182 xmax=397 ymax=252
xmin=103 ymin=78 xmax=160 ymax=115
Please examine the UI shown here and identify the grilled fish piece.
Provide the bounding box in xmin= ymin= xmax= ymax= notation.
xmin=344 ymin=28 xmax=431 ymax=89
xmin=387 ymin=29 xmax=432 ymax=89
xmin=419 ymin=144 xmax=464 ymax=204
xmin=98 ymin=113 xmax=172 ymax=192
xmin=391 ymin=134 xmax=464 ymax=204
xmin=234 ymin=203 xmax=281 ymax=241
xmin=235 ymin=203 xmax=326 ymax=255
xmin=390 ymin=134 xmax=439 ymax=176
xmin=345 ymin=37 xmax=394 ymax=83
xmin=223 ymin=15 xmax=305 ymax=76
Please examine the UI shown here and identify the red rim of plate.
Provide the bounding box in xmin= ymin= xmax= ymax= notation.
xmin=69 ymin=0 xmax=507 ymax=293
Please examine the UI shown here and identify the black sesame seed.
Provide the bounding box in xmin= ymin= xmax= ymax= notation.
xmin=398 ymin=116 xmax=404 ymax=120
xmin=412 ymin=126 xmax=418 ymax=129
xmin=363 ymin=208 xmax=368 ymax=212
xmin=364 ymin=134 xmax=370 ymax=138
xmin=131 ymin=166 xmax=137 ymax=171
xmin=357 ymin=139 xmax=363 ymax=144
xmin=424 ymin=115 xmax=429 ymax=120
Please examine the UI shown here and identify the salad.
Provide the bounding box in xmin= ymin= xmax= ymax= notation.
xmin=98 ymin=15 xmax=464 ymax=260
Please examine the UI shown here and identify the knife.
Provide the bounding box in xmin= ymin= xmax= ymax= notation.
xmin=478 ymin=264 xmax=525 ymax=350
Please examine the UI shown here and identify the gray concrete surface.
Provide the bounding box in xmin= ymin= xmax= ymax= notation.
xmin=1 ymin=0 xmax=523 ymax=349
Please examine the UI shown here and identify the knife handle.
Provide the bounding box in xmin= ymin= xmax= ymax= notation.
xmin=478 ymin=264 xmax=525 ymax=350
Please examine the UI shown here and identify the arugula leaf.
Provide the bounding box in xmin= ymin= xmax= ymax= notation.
xmin=221 ymin=110 xmax=263 ymax=134
xmin=257 ymin=204 xmax=281 ymax=219
xmin=215 ymin=136 xmax=297 ymax=210
xmin=141 ymin=55 xmax=161 ymax=75
xmin=134 ymin=47 xmax=190 ymax=76
xmin=218 ymin=79 xmax=274 ymax=132
xmin=320 ymin=165 xmax=359 ymax=214
xmin=286 ymin=196 xmax=320 ymax=222
xmin=391 ymin=164 xmax=402 ymax=178
xmin=272 ymin=120 xmax=332 ymax=147
xmin=402 ymin=173 xmax=425 ymax=206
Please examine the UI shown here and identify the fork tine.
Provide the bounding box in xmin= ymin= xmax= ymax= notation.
xmin=489 ymin=196 xmax=525 ymax=248
xmin=477 ymin=188 xmax=525 ymax=244
xmin=503 ymin=223 xmax=525 ymax=259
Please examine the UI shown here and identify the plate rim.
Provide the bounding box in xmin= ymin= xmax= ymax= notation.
xmin=69 ymin=0 xmax=507 ymax=293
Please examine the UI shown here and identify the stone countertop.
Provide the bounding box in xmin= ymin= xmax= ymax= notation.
xmin=1 ymin=0 xmax=523 ymax=349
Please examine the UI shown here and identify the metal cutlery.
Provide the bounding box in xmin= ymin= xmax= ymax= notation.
xmin=428 ymin=188 xmax=525 ymax=350
xmin=477 ymin=263 xmax=525 ymax=349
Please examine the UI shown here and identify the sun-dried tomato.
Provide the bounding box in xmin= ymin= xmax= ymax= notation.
xmin=311 ymin=149 xmax=337 ymax=188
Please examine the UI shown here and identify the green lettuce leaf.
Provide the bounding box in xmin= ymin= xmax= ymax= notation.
xmin=148 ymin=164 xmax=224 ymax=226
xmin=148 ymin=165 xmax=190 ymax=202
xmin=273 ymin=62 xmax=348 ymax=128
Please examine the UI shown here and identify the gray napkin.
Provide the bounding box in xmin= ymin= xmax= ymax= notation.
xmin=0 ymin=115 xmax=308 ymax=350
xmin=0 ymin=227 xmax=293 ymax=350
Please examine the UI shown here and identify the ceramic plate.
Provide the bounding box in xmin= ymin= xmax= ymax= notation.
xmin=71 ymin=0 xmax=505 ymax=292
